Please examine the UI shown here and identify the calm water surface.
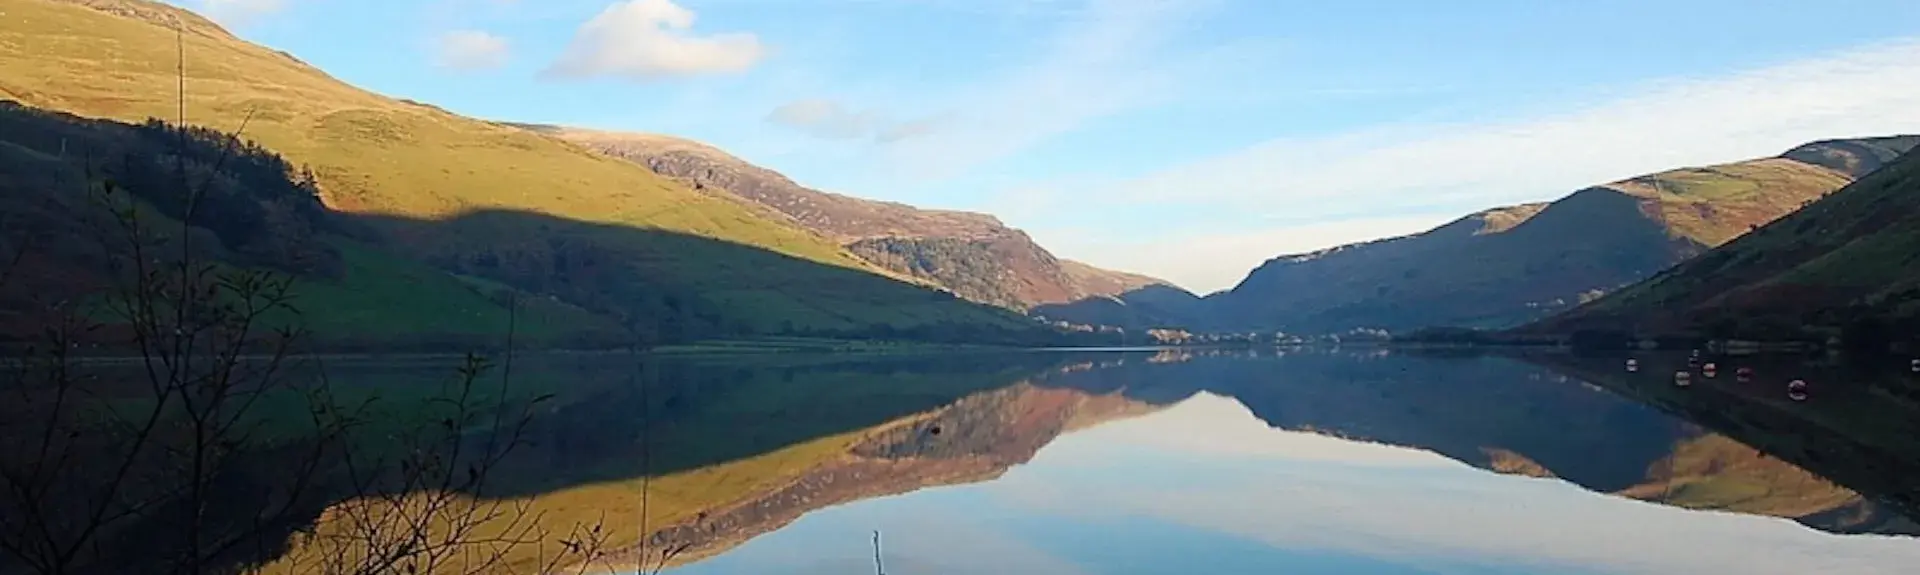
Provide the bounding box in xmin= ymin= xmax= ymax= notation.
xmin=631 ymin=349 xmax=1920 ymax=574
xmin=40 ymin=349 xmax=1920 ymax=574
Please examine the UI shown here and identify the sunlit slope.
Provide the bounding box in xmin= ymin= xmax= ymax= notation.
xmin=519 ymin=125 xmax=1179 ymax=311
xmin=0 ymin=0 xmax=1035 ymax=337
xmin=1538 ymin=146 xmax=1920 ymax=336
xmin=1196 ymin=137 xmax=1915 ymax=333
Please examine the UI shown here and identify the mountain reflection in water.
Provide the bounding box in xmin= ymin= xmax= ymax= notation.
xmin=667 ymin=391 xmax=1920 ymax=575
xmin=640 ymin=349 xmax=1920 ymax=574
xmin=16 ymin=349 xmax=1920 ymax=574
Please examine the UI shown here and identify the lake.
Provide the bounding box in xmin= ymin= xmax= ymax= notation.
xmin=7 ymin=348 xmax=1920 ymax=574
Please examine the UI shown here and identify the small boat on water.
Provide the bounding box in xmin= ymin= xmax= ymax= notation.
xmin=1787 ymin=379 xmax=1809 ymax=402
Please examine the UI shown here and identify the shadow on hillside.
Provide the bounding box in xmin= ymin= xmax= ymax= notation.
xmin=0 ymin=99 xmax=1094 ymax=351
xmin=335 ymin=209 xmax=1071 ymax=348
xmin=1030 ymin=284 xmax=1209 ymax=331
xmin=355 ymin=210 xmax=917 ymax=336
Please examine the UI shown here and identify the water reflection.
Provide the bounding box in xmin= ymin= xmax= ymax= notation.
xmin=669 ymin=392 xmax=1920 ymax=574
xmin=1091 ymin=349 xmax=1920 ymax=535
xmin=651 ymin=349 xmax=1920 ymax=574
xmin=8 ymin=349 xmax=1918 ymax=574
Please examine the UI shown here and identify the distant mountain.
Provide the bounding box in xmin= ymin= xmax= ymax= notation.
xmin=510 ymin=125 xmax=1176 ymax=310
xmin=1031 ymin=284 xmax=1207 ymax=330
xmin=1533 ymin=143 xmax=1920 ymax=340
xmin=1 ymin=0 xmax=1058 ymax=346
xmin=1045 ymin=137 xmax=1918 ymax=334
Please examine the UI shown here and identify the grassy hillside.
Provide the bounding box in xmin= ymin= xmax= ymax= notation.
xmin=512 ymin=125 xmax=1176 ymax=310
xmin=0 ymin=0 xmax=1055 ymax=343
xmin=0 ymin=99 xmax=625 ymax=348
xmin=1097 ymin=138 xmax=1914 ymax=334
xmin=1534 ymin=145 xmax=1920 ymax=341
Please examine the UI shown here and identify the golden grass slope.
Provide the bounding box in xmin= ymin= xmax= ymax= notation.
xmin=0 ymin=0 xmax=841 ymax=260
xmin=1603 ymin=158 xmax=1853 ymax=246
xmin=1540 ymin=146 xmax=1920 ymax=334
xmin=1 ymin=0 xmax=1034 ymax=335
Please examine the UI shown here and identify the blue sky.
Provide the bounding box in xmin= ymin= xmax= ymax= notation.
xmin=175 ymin=0 xmax=1920 ymax=292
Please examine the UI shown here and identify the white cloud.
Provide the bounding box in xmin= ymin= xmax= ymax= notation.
xmin=765 ymin=99 xmax=945 ymax=142
xmin=197 ymin=0 xmax=289 ymax=25
xmin=766 ymin=99 xmax=877 ymax=139
xmin=1031 ymin=38 xmax=1920 ymax=294
xmin=433 ymin=30 xmax=510 ymax=71
xmin=1115 ymin=39 xmax=1920 ymax=211
xmin=545 ymin=0 xmax=765 ymax=80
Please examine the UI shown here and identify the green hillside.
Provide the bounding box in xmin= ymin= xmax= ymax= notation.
xmin=0 ymin=0 xmax=1050 ymax=344
xmin=1535 ymin=145 xmax=1920 ymax=343
xmin=0 ymin=99 xmax=627 ymax=348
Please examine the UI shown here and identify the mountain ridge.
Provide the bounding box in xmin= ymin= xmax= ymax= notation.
xmin=510 ymin=123 xmax=1180 ymax=310
xmin=1040 ymin=136 xmax=1919 ymax=334
xmin=1531 ymin=142 xmax=1920 ymax=340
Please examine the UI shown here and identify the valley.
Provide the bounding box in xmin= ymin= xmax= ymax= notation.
xmin=5 ymin=2 xmax=1920 ymax=575
xmin=5 ymin=0 xmax=1917 ymax=352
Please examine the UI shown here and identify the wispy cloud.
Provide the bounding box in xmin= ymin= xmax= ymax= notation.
xmin=873 ymin=0 xmax=1233 ymax=182
xmin=545 ymin=0 xmax=766 ymax=81
xmin=1115 ymin=39 xmax=1920 ymax=211
xmin=1034 ymin=38 xmax=1920 ymax=292
xmin=432 ymin=29 xmax=510 ymax=71
xmin=196 ymin=0 xmax=290 ymax=25
xmin=764 ymin=99 xmax=946 ymax=143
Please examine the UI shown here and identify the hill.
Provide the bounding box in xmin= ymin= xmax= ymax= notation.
xmin=1533 ymin=144 xmax=1920 ymax=342
xmin=509 ymin=125 xmax=1176 ymax=310
xmin=1047 ymin=137 xmax=1917 ymax=334
xmin=0 ymin=0 xmax=1058 ymax=345
xmin=0 ymin=100 xmax=633 ymax=349
xmin=1030 ymin=284 xmax=1207 ymax=330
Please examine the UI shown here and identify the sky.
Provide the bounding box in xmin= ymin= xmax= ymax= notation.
xmin=169 ymin=0 xmax=1920 ymax=293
